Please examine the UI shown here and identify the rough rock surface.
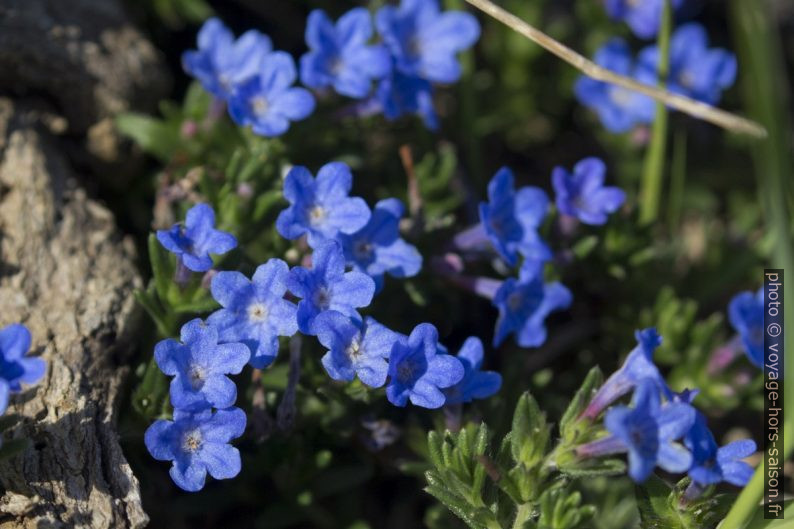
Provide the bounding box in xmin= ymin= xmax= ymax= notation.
xmin=0 ymin=0 xmax=169 ymax=526
xmin=0 ymin=99 xmax=148 ymax=528
xmin=0 ymin=0 xmax=171 ymax=164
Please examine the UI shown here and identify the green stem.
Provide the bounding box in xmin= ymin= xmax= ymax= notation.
xmin=722 ymin=0 xmax=794 ymax=527
xmin=666 ymin=129 xmax=687 ymax=231
xmin=511 ymin=503 xmax=532 ymax=529
xmin=639 ymin=0 xmax=672 ymax=225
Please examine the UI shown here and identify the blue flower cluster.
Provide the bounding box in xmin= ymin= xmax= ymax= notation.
xmin=576 ymin=23 xmax=737 ymax=133
xmin=184 ymin=18 xmax=315 ymax=137
xmin=0 ymin=323 xmax=46 ymax=415
xmin=148 ymin=164 xmax=502 ymax=491
xmin=604 ymin=0 xmax=684 ymax=40
xmin=577 ymin=328 xmax=756 ymax=488
xmin=183 ymin=2 xmax=480 ymax=135
xmin=452 ymin=158 xmax=624 ymax=348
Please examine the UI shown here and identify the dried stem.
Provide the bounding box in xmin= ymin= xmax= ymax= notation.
xmin=464 ymin=0 xmax=767 ymax=138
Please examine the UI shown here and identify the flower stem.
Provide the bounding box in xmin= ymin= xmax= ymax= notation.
xmin=511 ymin=503 xmax=532 ymax=529
xmin=639 ymin=0 xmax=672 ymax=225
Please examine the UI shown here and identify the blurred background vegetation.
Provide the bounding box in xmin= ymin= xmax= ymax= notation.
xmin=110 ymin=0 xmax=793 ymax=527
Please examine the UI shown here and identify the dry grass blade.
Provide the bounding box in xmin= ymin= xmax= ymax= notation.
xmin=465 ymin=0 xmax=768 ymax=139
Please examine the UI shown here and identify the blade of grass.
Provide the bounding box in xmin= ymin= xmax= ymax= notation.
xmin=463 ymin=0 xmax=767 ymax=138
xmin=639 ymin=0 xmax=672 ymax=225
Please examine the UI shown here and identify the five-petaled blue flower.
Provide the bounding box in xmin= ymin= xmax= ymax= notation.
xmin=276 ymin=162 xmax=372 ymax=248
xmin=583 ymin=328 xmax=668 ymax=420
xmin=386 ymin=323 xmax=464 ymax=408
xmin=443 ymin=337 xmax=502 ymax=405
xmin=685 ymin=411 xmax=756 ymax=487
xmin=208 ymin=259 xmax=299 ymax=369
xmin=0 ymin=323 xmax=46 ymax=415
xmin=300 ymin=8 xmax=391 ymax=99
xmin=604 ymin=0 xmax=684 ymax=40
xmin=287 ymin=240 xmax=376 ymax=335
xmin=182 ymin=18 xmax=273 ymax=100
xmin=638 ymin=23 xmax=737 ymax=106
xmin=579 ymin=379 xmax=695 ymax=483
xmin=227 ymin=51 xmax=315 ymax=137
xmin=155 ymin=319 xmax=250 ymax=410
xmin=314 ymin=311 xmax=402 ymax=388
xmin=338 ymin=198 xmax=422 ymax=286
xmin=376 ymin=0 xmax=480 ymax=84
xmin=575 ymin=39 xmax=656 ymax=133
xmin=157 ymin=203 xmax=238 ymax=273
xmin=479 ymin=167 xmax=552 ymax=266
xmin=145 ymin=406 xmax=246 ymax=492
xmin=728 ymin=288 xmax=764 ymax=368
xmin=375 ymin=72 xmax=439 ymax=130
xmin=552 ymin=157 xmax=626 ymax=225
xmin=492 ymin=273 xmax=572 ymax=348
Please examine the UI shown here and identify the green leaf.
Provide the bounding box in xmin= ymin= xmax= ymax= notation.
xmin=559 ymin=366 xmax=603 ymax=441
xmin=132 ymin=356 xmax=170 ymax=420
xmin=148 ymin=233 xmax=174 ymax=303
xmin=133 ymin=285 xmax=174 ymax=338
xmin=635 ymin=474 xmax=685 ymax=529
xmin=115 ymin=113 xmax=178 ymax=162
xmin=511 ymin=392 xmax=549 ymax=468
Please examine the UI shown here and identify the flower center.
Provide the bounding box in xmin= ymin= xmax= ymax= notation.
xmin=182 ymin=429 xmax=203 ymax=453
xmin=353 ymin=240 xmax=373 ymax=260
xmin=408 ymin=36 xmax=423 ymax=58
xmin=346 ymin=336 xmax=363 ymax=361
xmin=609 ymin=86 xmax=634 ymax=108
xmin=247 ymin=302 xmax=268 ymax=322
xmin=329 ymin=57 xmax=344 ymax=75
xmin=252 ymin=97 xmax=270 ymax=116
xmin=397 ymin=362 xmax=415 ymax=383
xmin=313 ymin=287 xmax=331 ymax=310
xmin=679 ymin=71 xmax=695 ymax=89
xmin=188 ymin=364 xmax=206 ymax=390
xmin=309 ymin=206 xmax=327 ymax=225
xmin=507 ymin=292 xmax=524 ymax=311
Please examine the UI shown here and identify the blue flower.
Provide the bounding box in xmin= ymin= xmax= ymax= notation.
xmin=276 ymin=162 xmax=371 ymax=248
xmin=575 ymin=39 xmax=656 ymax=133
xmin=314 ymin=311 xmax=401 ymax=388
xmin=604 ymin=0 xmax=684 ymax=40
xmin=155 ymin=319 xmax=250 ymax=410
xmin=375 ymin=71 xmax=439 ymax=130
xmin=300 ymin=9 xmax=391 ymax=98
xmin=376 ymin=0 xmax=480 ymax=84
xmin=145 ymin=406 xmax=246 ymax=492
xmin=583 ymin=329 xmax=668 ymax=420
xmin=287 ymin=240 xmax=376 ymax=335
xmin=207 ymin=259 xmax=299 ymax=369
xmin=0 ymin=324 xmax=46 ymax=414
xmin=639 ymin=23 xmax=737 ymax=106
xmin=728 ymin=288 xmax=764 ymax=368
xmin=386 ymin=323 xmax=464 ymax=408
xmin=552 ymin=157 xmax=626 ymax=225
xmin=444 ymin=337 xmax=502 ymax=405
xmin=492 ymin=274 xmax=572 ymax=348
xmin=227 ymin=52 xmax=315 ymax=137
xmin=182 ymin=18 xmax=273 ymax=100
xmin=578 ymin=379 xmax=695 ymax=483
xmin=685 ymin=412 xmax=756 ymax=487
xmin=157 ymin=203 xmax=238 ymax=273
xmin=605 ymin=380 xmax=695 ymax=482
xmin=479 ymin=167 xmax=552 ymax=266
xmin=338 ymin=198 xmax=422 ymax=285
